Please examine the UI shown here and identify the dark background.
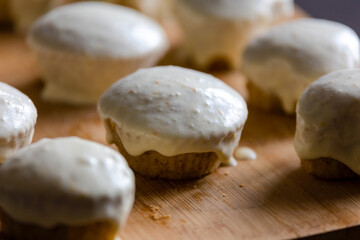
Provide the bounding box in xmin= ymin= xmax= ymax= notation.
xmin=295 ymin=0 xmax=360 ymax=36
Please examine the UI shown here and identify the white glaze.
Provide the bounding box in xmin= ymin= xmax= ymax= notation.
xmin=234 ymin=147 xmax=257 ymax=161
xmin=0 ymin=137 xmax=135 ymax=228
xmin=243 ymin=18 xmax=360 ymax=114
xmin=0 ymin=82 xmax=37 ymax=161
xmin=295 ymin=69 xmax=360 ymax=175
xmin=29 ymin=2 xmax=168 ymax=58
xmin=98 ymin=66 xmax=248 ymax=166
xmin=175 ymin=0 xmax=294 ymax=68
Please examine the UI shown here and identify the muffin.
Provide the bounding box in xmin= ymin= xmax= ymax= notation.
xmin=0 ymin=137 xmax=135 ymax=240
xmin=295 ymin=69 xmax=360 ymax=179
xmin=0 ymin=82 xmax=37 ymax=162
xmin=174 ymin=0 xmax=294 ymax=69
xmin=10 ymin=0 xmax=79 ymax=34
xmin=98 ymin=66 xmax=248 ymax=179
xmin=242 ymin=18 xmax=360 ymax=114
xmin=28 ymin=2 xmax=169 ymax=105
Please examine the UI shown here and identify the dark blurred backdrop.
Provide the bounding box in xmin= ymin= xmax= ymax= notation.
xmin=295 ymin=0 xmax=360 ymax=36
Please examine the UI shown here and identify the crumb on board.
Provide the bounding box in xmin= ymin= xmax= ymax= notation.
xmin=151 ymin=213 xmax=171 ymax=221
xmin=142 ymin=204 xmax=171 ymax=223
xmin=239 ymin=184 xmax=245 ymax=188
xmin=222 ymin=193 xmax=226 ymax=197
xmin=149 ymin=204 xmax=160 ymax=212
xmin=224 ymin=172 xmax=229 ymax=176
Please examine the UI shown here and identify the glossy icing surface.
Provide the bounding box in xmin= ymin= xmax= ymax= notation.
xmin=243 ymin=18 xmax=360 ymax=113
xmin=295 ymin=69 xmax=360 ymax=175
xmin=29 ymin=2 xmax=168 ymax=58
xmin=0 ymin=137 xmax=135 ymax=227
xmin=0 ymin=82 xmax=37 ymax=160
xmin=98 ymin=66 xmax=248 ymax=165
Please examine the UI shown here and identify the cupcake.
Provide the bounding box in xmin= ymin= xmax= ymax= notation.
xmin=0 ymin=137 xmax=135 ymax=240
xmin=242 ymin=18 xmax=360 ymax=114
xmin=174 ymin=0 xmax=294 ymax=69
xmin=28 ymin=2 xmax=169 ymax=105
xmin=98 ymin=66 xmax=248 ymax=179
xmin=10 ymin=0 xmax=78 ymax=34
xmin=295 ymin=69 xmax=360 ymax=179
xmin=0 ymin=82 xmax=37 ymax=162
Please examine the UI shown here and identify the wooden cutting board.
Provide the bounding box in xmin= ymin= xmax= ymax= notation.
xmin=1 ymin=9 xmax=360 ymax=240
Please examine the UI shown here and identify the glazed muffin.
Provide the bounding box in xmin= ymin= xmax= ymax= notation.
xmin=295 ymin=69 xmax=360 ymax=179
xmin=98 ymin=66 xmax=248 ymax=179
xmin=28 ymin=2 xmax=169 ymax=105
xmin=174 ymin=0 xmax=294 ymax=69
xmin=0 ymin=82 xmax=37 ymax=162
xmin=0 ymin=137 xmax=135 ymax=240
xmin=242 ymin=18 xmax=360 ymax=114
xmin=10 ymin=0 xmax=79 ymax=34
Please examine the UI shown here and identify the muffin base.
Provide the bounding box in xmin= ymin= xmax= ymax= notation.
xmin=0 ymin=128 xmax=34 ymax=163
xmin=105 ymin=119 xmax=221 ymax=180
xmin=0 ymin=208 xmax=118 ymax=240
xmin=246 ymin=81 xmax=284 ymax=113
xmin=301 ymin=158 xmax=359 ymax=179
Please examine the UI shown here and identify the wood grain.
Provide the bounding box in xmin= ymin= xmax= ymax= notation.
xmin=1 ymin=9 xmax=360 ymax=240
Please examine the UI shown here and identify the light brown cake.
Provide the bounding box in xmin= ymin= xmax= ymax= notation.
xmin=105 ymin=118 xmax=220 ymax=179
xmin=0 ymin=208 xmax=118 ymax=240
xmin=300 ymin=158 xmax=358 ymax=179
